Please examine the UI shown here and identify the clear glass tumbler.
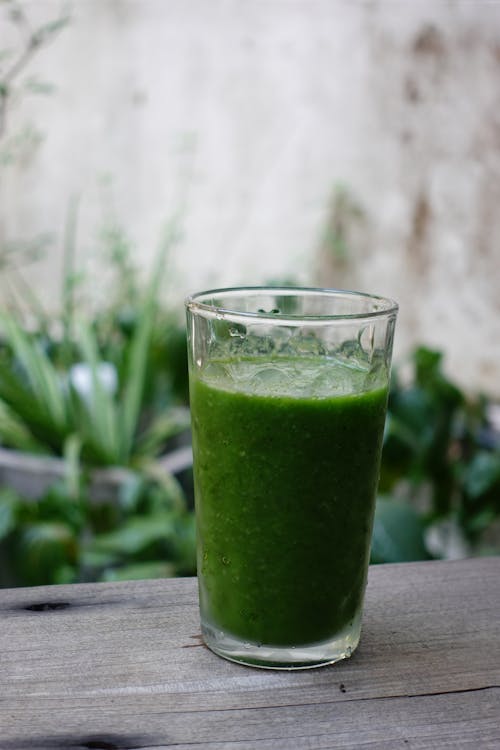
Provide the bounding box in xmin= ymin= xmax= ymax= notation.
xmin=185 ymin=287 xmax=398 ymax=669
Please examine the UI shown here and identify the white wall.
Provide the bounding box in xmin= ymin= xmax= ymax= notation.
xmin=1 ymin=1 xmax=499 ymax=394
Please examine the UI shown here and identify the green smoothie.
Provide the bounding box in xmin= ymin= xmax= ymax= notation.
xmin=190 ymin=356 xmax=388 ymax=647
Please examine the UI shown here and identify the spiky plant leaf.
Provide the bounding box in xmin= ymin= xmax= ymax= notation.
xmin=119 ymin=222 xmax=180 ymax=460
xmin=75 ymin=323 xmax=122 ymax=465
xmin=0 ymin=315 xmax=68 ymax=430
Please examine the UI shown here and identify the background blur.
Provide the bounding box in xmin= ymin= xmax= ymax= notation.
xmin=1 ymin=0 xmax=499 ymax=394
xmin=0 ymin=0 xmax=499 ymax=586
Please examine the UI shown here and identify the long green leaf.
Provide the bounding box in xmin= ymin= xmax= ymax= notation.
xmin=0 ymin=488 xmax=20 ymax=541
xmin=66 ymin=390 xmax=118 ymax=465
xmin=89 ymin=512 xmax=177 ymax=556
xmin=119 ymin=220 xmax=180 ymax=460
xmin=63 ymin=433 xmax=82 ymax=500
xmin=0 ymin=356 xmax=68 ymax=452
xmin=0 ymin=315 xmax=68 ymax=430
xmin=76 ymin=323 xmax=122 ymax=464
xmin=0 ymin=399 xmax=48 ymax=453
xmin=134 ymin=407 xmax=190 ymax=459
xmin=61 ymin=195 xmax=80 ymax=367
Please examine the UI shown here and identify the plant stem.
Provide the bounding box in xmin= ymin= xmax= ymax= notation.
xmin=0 ymin=1 xmax=70 ymax=140
xmin=61 ymin=194 xmax=79 ymax=367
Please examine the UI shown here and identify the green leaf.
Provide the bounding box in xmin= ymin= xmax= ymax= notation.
xmin=118 ymin=472 xmax=146 ymax=512
xmin=76 ymin=324 xmax=122 ymax=464
xmin=53 ymin=564 xmax=77 ymax=585
xmin=0 ymin=316 xmax=68 ymax=430
xmin=89 ymin=512 xmax=177 ymax=556
xmin=139 ymin=461 xmax=186 ymax=511
xmin=390 ymin=386 xmax=433 ymax=437
xmin=134 ymin=407 xmax=190 ymax=458
xmin=15 ymin=521 xmax=77 ymax=586
xmin=63 ymin=433 xmax=82 ymax=499
xmin=380 ymin=413 xmax=419 ymax=490
xmin=118 ymin=295 xmax=158 ymax=459
xmin=414 ymin=346 xmax=464 ymax=407
xmin=0 ymin=488 xmax=19 ymax=540
xmin=67 ymin=387 xmax=117 ymax=465
xmin=60 ymin=195 xmax=80 ymax=367
xmin=170 ymin=512 xmax=197 ymax=574
xmin=0 ymin=357 xmax=66 ymax=452
xmin=80 ymin=547 xmax=120 ymax=571
xmin=414 ymin=347 xmax=443 ymax=383
xmin=34 ymin=14 xmax=71 ymax=44
xmin=466 ymin=508 xmax=497 ymax=535
xmin=119 ymin=221 xmax=180 ymax=460
xmin=27 ymin=482 xmax=85 ymax=532
xmin=0 ymin=398 xmax=48 ymax=453
xmin=463 ymin=452 xmax=500 ymax=499
xmin=371 ymin=497 xmax=430 ymax=564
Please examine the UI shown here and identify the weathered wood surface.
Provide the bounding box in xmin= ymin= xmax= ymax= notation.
xmin=0 ymin=558 xmax=499 ymax=749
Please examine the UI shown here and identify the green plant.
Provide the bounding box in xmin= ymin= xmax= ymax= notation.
xmin=0 ymin=472 xmax=195 ymax=588
xmin=372 ymin=346 xmax=500 ymax=563
xmin=0 ymin=2 xmax=195 ymax=588
xmin=0 ymin=216 xmax=194 ymax=587
xmin=0 ymin=231 xmax=189 ymax=467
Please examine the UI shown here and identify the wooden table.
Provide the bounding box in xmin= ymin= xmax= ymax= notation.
xmin=1 ymin=558 xmax=499 ymax=749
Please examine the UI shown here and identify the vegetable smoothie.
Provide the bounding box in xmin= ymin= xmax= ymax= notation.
xmin=190 ymin=356 xmax=388 ymax=647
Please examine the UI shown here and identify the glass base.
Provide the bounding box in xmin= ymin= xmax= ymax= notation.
xmin=201 ymin=611 xmax=362 ymax=670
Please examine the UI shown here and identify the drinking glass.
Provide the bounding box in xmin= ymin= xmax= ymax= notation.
xmin=185 ymin=287 xmax=398 ymax=669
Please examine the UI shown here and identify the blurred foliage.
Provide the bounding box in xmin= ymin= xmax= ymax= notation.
xmin=371 ymin=497 xmax=429 ymax=564
xmin=0 ymin=217 xmax=194 ymax=587
xmin=0 ymin=1 xmax=195 ymax=588
xmin=372 ymin=346 xmax=500 ymax=564
xmin=0 ymin=225 xmax=190 ymax=465
xmin=0 ymin=473 xmax=195 ymax=587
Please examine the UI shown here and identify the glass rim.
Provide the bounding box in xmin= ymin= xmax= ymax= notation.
xmin=185 ymin=286 xmax=399 ymax=323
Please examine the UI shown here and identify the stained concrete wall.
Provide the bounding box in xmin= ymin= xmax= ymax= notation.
xmin=0 ymin=1 xmax=499 ymax=394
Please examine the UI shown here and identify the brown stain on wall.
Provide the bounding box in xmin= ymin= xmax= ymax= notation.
xmin=410 ymin=23 xmax=448 ymax=89
xmin=407 ymin=192 xmax=432 ymax=277
xmin=404 ymin=75 xmax=420 ymax=103
xmin=412 ymin=24 xmax=446 ymax=58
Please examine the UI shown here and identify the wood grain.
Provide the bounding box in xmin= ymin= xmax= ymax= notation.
xmin=0 ymin=558 xmax=499 ymax=749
